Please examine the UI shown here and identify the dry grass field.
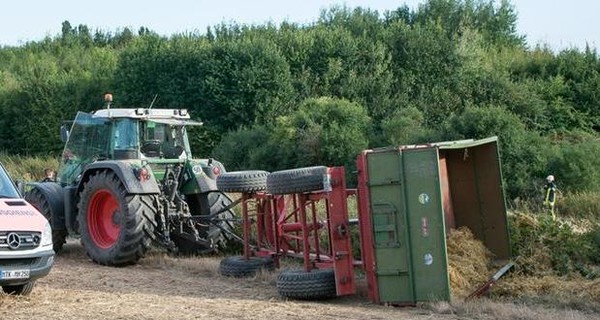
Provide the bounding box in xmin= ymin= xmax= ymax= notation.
xmin=0 ymin=239 xmax=598 ymax=320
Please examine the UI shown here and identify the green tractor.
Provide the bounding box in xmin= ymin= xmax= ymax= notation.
xmin=24 ymin=96 xmax=237 ymax=266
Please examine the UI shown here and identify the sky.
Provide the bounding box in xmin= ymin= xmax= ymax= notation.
xmin=0 ymin=0 xmax=598 ymax=51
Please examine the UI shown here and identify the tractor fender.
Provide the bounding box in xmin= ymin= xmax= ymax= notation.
xmin=25 ymin=182 xmax=66 ymax=230
xmin=79 ymin=161 xmax=160 ymax=194
xmin=196 ymin=174 xmax=218 ymax=193
xmin=189 ymin=158 xmax=226 ymax=193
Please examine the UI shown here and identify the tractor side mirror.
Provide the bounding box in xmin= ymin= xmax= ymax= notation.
xmin=60 ymin=125 xmax=70 ymax=142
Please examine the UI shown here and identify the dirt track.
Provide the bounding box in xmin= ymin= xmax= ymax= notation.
xmin=0 ymin=239 xmax=598 ymax=320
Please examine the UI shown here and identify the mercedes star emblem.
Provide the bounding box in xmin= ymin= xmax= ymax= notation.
xmin=7 ymin=232 xmax=21 ymax=250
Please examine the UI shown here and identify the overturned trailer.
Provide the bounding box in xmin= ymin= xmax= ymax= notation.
xmin=217 ymin=136 xmax=511 ymax=304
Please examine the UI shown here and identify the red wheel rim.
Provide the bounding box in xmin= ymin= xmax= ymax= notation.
xmin=88 ymin=189 xmax=120 ymax=248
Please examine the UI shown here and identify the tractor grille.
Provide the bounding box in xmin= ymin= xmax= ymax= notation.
xmin=0 ymin=231 xmax=41 ymax=251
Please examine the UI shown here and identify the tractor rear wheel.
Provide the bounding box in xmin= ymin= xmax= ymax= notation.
xmin=219 ymin=256 xmax=274 ymax=277
xmin=24 ymin=184 xmax=67 ymax=253
xmin=199 ymin=191 xmax=235 ymax=250
xmin=174 ymin=190 xmax=236 ymax=254
xmin=78 ymin=170 xmax=157 ymax=266
xmin=276 ymin=268 xmax=337 ymax=300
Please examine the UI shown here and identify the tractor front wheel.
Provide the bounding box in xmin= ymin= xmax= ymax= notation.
xmin=24 ymin=184 xmax=67 ymax=253
xmin=78 ymin=170 xmax=157 ymax=266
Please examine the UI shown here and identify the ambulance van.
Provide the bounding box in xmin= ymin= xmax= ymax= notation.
xmin=0 ymin=163 xmax=54 ymax=295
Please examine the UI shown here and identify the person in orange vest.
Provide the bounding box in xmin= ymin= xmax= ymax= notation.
xmin=543 ymin=175 xmax=557 ymax=220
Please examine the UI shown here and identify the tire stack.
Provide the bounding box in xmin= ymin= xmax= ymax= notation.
xmin=267 ymin=166 xmax=337 ymax=300
xmin=216 ymin=170 xmax=274 ymax=277
xmin=216 ymin=166 xmax=337 ymax=300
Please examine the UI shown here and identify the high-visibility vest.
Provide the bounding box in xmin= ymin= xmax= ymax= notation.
xmin=544 ymin=182 xmax=556 ymax=205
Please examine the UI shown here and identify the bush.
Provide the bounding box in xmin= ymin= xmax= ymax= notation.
xmin=270 ymin=97 xmax=371 ymax=184
xmin=211 ymin=125 xmax=272 ymax=171
xmin=546 ymin=137 xmax=600 ymax=193
xmin=0 ymin=153 xmax=59 ymax=182
xmin=558 ymin=191 xmax=600 ymax=221
xmin=508 ymin=211 xmax=599 ymax=277
xmin=381 ymin=106 xmax=436 ymax=145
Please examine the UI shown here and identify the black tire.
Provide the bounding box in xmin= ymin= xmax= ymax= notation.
xmin=78 ymin=170 xmax=157 ymax=266
xmin=184 ymin=190 xmax=236 ymax=253
xmin=24 ymin=183 xmax=68 ymax=253
xmin=202 ymin=191 xmax=236 ymax=248
xmin=266 ymin=166 xmax=328 ymax=195
xmin=216 ymin=170 xmax=270 ymax=193
xmin=219 ymin=256 xmax=274 ymax=277
xmin=2 ymin=281 xmax=35 ymax=295
xmin=277 ymin=268 xmax=337 ymax=300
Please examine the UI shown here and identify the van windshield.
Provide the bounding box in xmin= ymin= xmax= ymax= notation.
xmin=0 ymin=165 xmax=20 ymax=198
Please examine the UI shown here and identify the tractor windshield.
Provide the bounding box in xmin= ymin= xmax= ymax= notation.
xmin=58 ymin=112 xmax=110 ymax=185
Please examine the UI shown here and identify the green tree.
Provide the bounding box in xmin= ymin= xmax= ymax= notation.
xmin=271 ymin=97 xmax=370 ymax=176
xmin=381 ymin=106 xmax=437 ymax=145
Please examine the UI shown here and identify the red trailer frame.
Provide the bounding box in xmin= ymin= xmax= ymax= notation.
xmin=236 ymin=167 xmax=359 ymax=297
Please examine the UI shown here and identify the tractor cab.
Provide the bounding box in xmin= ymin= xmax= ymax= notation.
xmin=58 ymin=108 xmax=201 ymax=186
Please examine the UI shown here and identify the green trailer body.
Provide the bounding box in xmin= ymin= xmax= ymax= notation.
xmin=358 ymin=136 xmax=510 ymax=304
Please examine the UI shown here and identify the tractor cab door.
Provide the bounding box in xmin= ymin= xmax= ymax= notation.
xmin=112 ymin=118 xmax=140 ymax=160
xmin=58 ymin=112 xmax=111 ymax=186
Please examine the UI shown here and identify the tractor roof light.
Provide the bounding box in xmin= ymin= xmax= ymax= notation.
xmin=104 ymin=93 xmax=113 ymax=109
xmin=135 ymin=108 xmax=145 ymax=116
xmin=179 ymin=109 xmax=188 ymax=116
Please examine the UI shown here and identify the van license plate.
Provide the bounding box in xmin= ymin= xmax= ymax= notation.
xmin=0 ymin=269 xmax=30 ymax=279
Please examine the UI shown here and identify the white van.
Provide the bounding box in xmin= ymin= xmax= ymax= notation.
xmin=0 ymin=163 xmax=54 ymax=295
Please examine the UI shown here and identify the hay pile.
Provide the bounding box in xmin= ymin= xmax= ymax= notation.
xmin=446 ymin=226 xmax=493 ymax=299
xmin=445 ymin=214 xmax=600 ymax=303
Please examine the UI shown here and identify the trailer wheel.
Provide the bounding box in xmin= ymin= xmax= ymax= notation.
xmin=276 ymin=268 xmax=337 ymax=300
xmin=266 ymin=166 xmax=328 ymax=195
xmin=219 ymin=256 xmax=274 ymax=277
xmin=24 ymin=184 xmax=67 ymax=253
xmin=2 ymin=281 xmax=35 ymax=295
xmin=216 ymin=170 xmax=270 ymax=193
xmin=78 ymin=170 xmax=157 ymax=266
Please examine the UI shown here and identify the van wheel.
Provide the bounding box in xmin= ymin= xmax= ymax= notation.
xmin=2 ymin=281 xmax=35 ymax=295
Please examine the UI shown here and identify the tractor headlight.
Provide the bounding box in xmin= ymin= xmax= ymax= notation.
xmin=41 ymin=221 xmax=53 ymax=247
